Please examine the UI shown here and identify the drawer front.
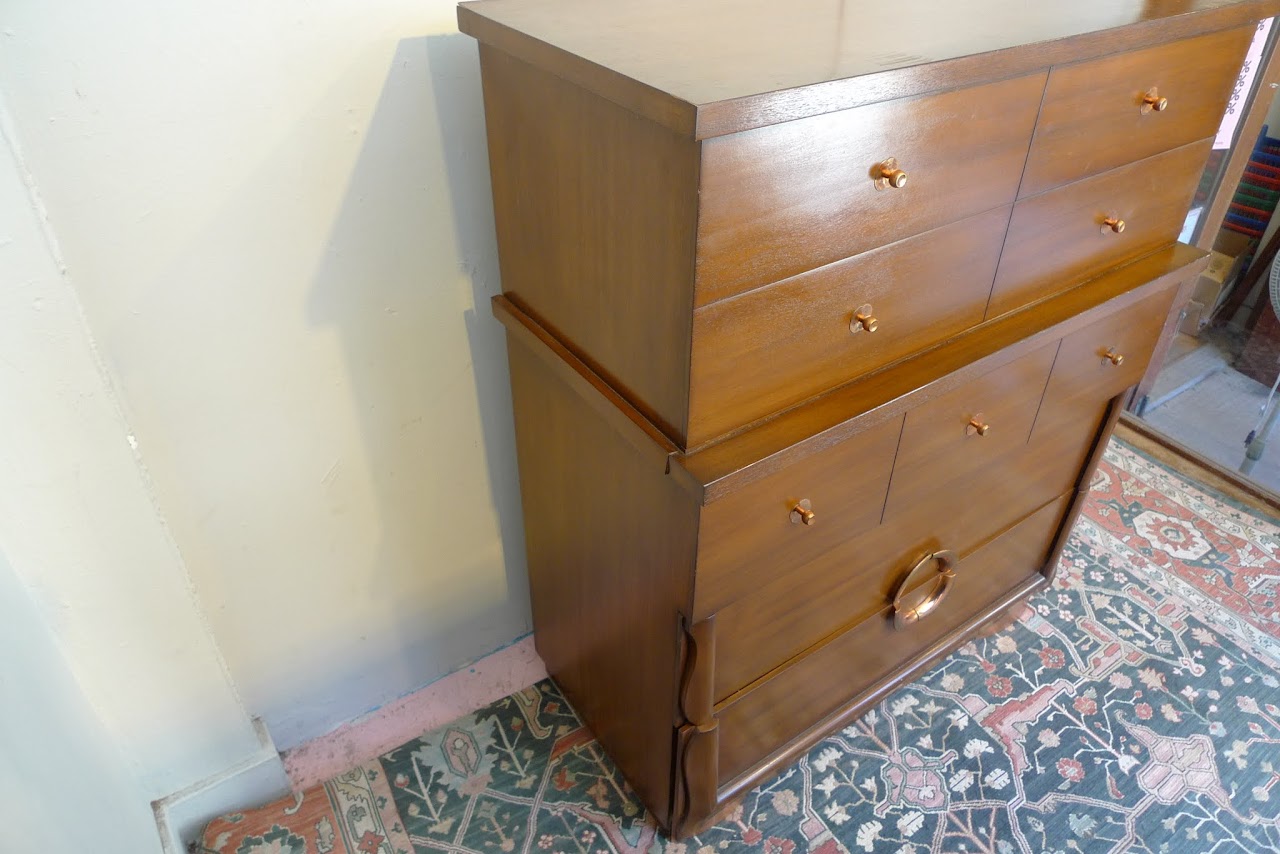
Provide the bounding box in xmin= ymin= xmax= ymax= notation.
xmin=989 ymin=140 xmax=1209 ymax=318
xmin=694 ymin=72 xmax=1046 ymax=306
xmin=688 ymin=207 xmax=1008 ymax=446
xmin=712 ymin=414 xmax=1092 ymax=702
xmin=716 ymin=493 xmax=1072 ymax=787
xmin=1021 ymin=27 xmax=1253 ymax=197
xmin=694 ymin=414 xmax=903 ymax=619
xmin=1033 ymin=284 xmax=1180 ymax=450
xmin=882 ymin=341 xmax=1058 ymax=523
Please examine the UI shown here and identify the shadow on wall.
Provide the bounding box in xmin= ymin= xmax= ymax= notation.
xmin=303 ymin=33 xmax=528 ymax=736
xmin=424 ymin=32 xmax=528 ymax=592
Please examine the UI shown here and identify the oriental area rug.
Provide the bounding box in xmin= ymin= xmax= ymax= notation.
xmin=200 ymin=439 xmax=1280 ymax=854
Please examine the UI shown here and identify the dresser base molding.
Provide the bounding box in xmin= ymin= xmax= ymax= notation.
xmin=671 ymin=614 xmax=719 ymax=837
xmin=671 ymin=719 xmax=720 ymax=840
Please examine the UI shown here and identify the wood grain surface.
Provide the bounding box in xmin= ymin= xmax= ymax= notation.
xmin=480 ymin=45 xmax=700 ymax=444
xmin=881 ymin=343 xmax=1058 ymax=521
xmin=467 ymin=1 xmax=1257 ymax=834
xmin=711 ymin=424 xmax=1097 ymax=703
xmin=708 ymin=287 xmax=1174 ymax=702
xmin=687 ymin=207 xmax=1010 ymax=446
xmin=505 ymin=340 xmax=699 ymax=829
xmin=989 ymin=139 xmax=1212 ymax=318
xmin=714 ymin=493 xmax=1072 ymax=787
xmin=1031 ymin=284 xmax=1180 ymax=455
xmin=1021 ymin=26 xmax=1254 ymax=196
xmin=693 ymin=415 xmax=902 ymax=621
xmin=459 ymin=0 xmax=1280 ymax=138
xmin=678 ymin=245 xmax=1208 ymax=497
xmin=696 ymin=73 xmax=1044 ymax=303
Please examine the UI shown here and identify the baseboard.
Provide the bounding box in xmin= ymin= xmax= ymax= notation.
xmin=152 ymin=717 xmax=290 ymax=854
xmin=157 ymin=636 xmax=548 ymax=851
xmin=283 ymin=633 xmax=547 ymax=790
xmin=1117 ymin=413 xmax=1280 ymax=511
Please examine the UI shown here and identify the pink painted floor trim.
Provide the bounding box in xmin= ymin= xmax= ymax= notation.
xmin=282 ymin=635 xmax=547 ymax=790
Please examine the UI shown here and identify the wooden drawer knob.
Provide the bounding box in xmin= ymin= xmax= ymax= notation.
xmin=1101 ymin=216 xmax=1126 ymax=235
xmin=850 ymin=304 xmax=879 ymax=334
xmin=1141 ymin=88 xmax=1169 ymax=114
xmin=892 ymin=550 xmax=957 ymax=629
xmin=789 ymin=498 xmax=816 ymax=526
xmin=966 ymin=414 xmax=990 ymax=436
xmin=1104 ymin=348 xmax=1125 ymax=366
xmin=874 ymin=157 xmax=908 ymax=190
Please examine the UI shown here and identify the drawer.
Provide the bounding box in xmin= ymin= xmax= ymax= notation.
xmin=988 ymin=140 xmax=1209 ymax=318
xmin=694 ymin=414 xmax=902 ymax=619
xmin=1032 ymin=284 xmax=1179 ymax=453
xmin=694 ymin=72 xmax=1046 ymax=305
xmin=713 ymin=412 xmax=1093 ymax=702
xmin=1021 ymin=27 xmax=1253 ymax=197
xmin=687 ymin=207 xmax=1008 ymax=446
xmin=882 ymin=341 xmax=1059 ymax=523
xmin=716 ymin=493 xmax=1073 ymax=787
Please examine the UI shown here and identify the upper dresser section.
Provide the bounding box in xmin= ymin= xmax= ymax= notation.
xmin=462 ymin=1 xmax=1271 ymax=450
xmin=458 ymin=0 xmax=1276 ymax=139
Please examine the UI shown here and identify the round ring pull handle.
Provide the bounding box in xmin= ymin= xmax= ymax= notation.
xmin=1101 ymin=216 xmax=1126 ymax=235
xmin=873 ymin=157 xmax=908 ymax=190
xmin=1141 ymin=88 xmax=1168 ymax=114
xmin=1104 ymin=348 xmax=1125 ymax=367
xmin=850 ymin=303 xmax=879 ymax=334
xmin=893 ymin=550 xmax=958 ymax=629
xmin=789 ymin=498 xmax=816 ymax=526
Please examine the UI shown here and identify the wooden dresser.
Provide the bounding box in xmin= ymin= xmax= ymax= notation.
xmin=459 ymin=0 xmax=1278 ymax=837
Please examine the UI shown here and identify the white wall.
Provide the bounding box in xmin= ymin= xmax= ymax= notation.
xmin=0 ymin=0 xmax=529 ymax=756
xmin=0 ymin=549 xmax=161 ymax=854
xmin=0 ymin=99 xmax=270 ymax=851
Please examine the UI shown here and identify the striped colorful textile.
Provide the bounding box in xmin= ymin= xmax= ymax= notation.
xmin=1224 ymin=127 xmax=1280 ymax=239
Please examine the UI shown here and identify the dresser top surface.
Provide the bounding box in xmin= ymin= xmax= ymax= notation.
xmin=458 ymin=0 xmax=1276 ymax=137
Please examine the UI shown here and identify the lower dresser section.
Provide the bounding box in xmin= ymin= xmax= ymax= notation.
xmin=493 ymin=253 xmax=1201 ymax=838
xmin=714 ymin=492 xmax=1073 ymax=789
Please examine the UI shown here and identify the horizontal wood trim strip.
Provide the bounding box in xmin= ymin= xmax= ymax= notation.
xmin=678 ymin=244 xmax=1210 ymax=500
xmin=492 ymin=294 xmax=705 ymax=499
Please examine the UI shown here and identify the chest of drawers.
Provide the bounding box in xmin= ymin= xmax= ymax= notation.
xmin=459 ymin=0 xmax=1276 ymax=837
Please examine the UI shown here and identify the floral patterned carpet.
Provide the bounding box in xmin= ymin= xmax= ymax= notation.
xmin=201 ymin=439 xmax=1280 ymax=854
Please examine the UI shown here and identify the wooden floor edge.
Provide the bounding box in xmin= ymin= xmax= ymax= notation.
xmin=1116 ymin=412 xmax=1280 ymax=515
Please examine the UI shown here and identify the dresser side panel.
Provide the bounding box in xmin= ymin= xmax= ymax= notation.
xmin=506 ymin=340 xmax=697 ymax=827
xmin=479 ymin=45 xmax=700 ymax=446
